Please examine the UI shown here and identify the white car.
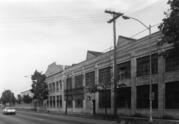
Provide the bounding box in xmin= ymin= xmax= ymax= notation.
xmin=3 ymin=107 xmax=16 ymax=115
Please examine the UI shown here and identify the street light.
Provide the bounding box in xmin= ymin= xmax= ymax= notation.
xmin=122 ymin=15 xmax=153 ymax=123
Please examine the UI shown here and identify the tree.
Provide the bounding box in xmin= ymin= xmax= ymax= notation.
xmin=23 ymin=95 xmax=32 ymax=104
xmin=86 ymin=82 xmax=111 ymax=116
xmin=17 ymin=94 xmax=22 ymax=104
xmin=159 ymin=0 xmax=179 ymax=56
xmin=31 ymin=70 xmax=48 ymax=107
xmin=1 ymin=90 xmax=16 ymax=105
xmin=86 ymin=83 xmax=98 ymax=115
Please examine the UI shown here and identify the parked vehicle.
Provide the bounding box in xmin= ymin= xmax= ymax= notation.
xmin=3 ymin=107 xmax=16 ymax=115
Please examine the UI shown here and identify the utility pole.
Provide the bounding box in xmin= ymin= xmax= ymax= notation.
xmin=105 ymin=10 xmax=123 ymax=117
xmin=148 ymin=25 xmax=153 ymax=123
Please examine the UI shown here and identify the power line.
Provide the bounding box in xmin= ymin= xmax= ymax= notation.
xmin=130 ymin=23 xmax=161 ymax=38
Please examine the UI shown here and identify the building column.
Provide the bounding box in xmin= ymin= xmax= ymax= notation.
xmin=131 ymin=55 xmax=137 ymax=114
xmin=111 ymin=70 xmax=115 ymax=114
xmin=72 ymin=73 xmax=75 ymax=111
xmin=62 ymin=75 xmax=66 ymax=111
xmin=95 ymin=64 xmax=99 ymax=112
xmin=110 ymin=55 xmax=115 ymax=115
xmin=158 ymin=54 xmax=165 ymax=117
xmin=82 ymin=67 xmax=86 ymax=111
xmin=55 ymin=81 xmax=57 ymax=93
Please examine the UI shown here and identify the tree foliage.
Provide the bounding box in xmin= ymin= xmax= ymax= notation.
xmin=31 ymin=70 xmax=48 ymax=105
xmin=17 ymin=94 xmax=22 ymax=104
xmin=159 ymin=0 xmax=179 ymax=55
xmin=86 ymin=82 xmax=111 ymax=115
xmin=1 ymin=90 xmax=16 ymax=105
xmin=86 ymin=82 xmax=110 ymax=94
xmin=23 ymin=95 xmax=33 ymax=104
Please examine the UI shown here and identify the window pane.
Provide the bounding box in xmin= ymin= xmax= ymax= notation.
xmin=66 ymin=78 xmax=72 ymax=90
xmin=165 ymin=49 xmax=179 ymax=72
xmin=85 ymin=71 xmax=95 ymax=87
xmin=99 ymin=89 xmax=111 ymax=108
xmin=165 ymin=81 xmax=179 ymax=108
xmin=117 ymin=61 xmax=131 ymax=80
xmin=137 ymin=54 xmax=158 ymax=77
xmin=75 ymin=75 xmax=83 ymax=88
xmin=99 ymin=67 xmax=111 ymax=85
xmin=117 ymin=87 xmax=131 ymax=108
xmin=137 ymin=84 xmax=158 ymax=108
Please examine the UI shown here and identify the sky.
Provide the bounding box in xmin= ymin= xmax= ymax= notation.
xmin=0 ymin=0 xmax=169 ymax=96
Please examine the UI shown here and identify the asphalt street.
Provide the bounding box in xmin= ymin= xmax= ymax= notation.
xmin=0 ymin=109 xmax=118 ymax=124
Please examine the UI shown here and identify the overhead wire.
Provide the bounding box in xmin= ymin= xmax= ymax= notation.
xmin=0 ymin=13 xmax=162 ymax=47
xmin=0 ymin=14 xmax=108 ymax=25
xmin=101 ymin=23 xmax=161 ymax=53
xmin=130 ymin=23 xmax=161 ymax=38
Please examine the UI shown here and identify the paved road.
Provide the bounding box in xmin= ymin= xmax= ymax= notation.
xmin=0 ymin=109 xmax=118 ymax=124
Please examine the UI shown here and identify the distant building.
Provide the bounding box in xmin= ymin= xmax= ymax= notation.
xmin=45 ymin=62 xmax=67 ymax=112
xmin=45 ymin=31 xmax=179 ymax=118
xmin=20 ymin=89 xmax=33 ymax=98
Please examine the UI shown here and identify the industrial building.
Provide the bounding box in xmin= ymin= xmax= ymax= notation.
xmin=45 ymin=31 xmax=179 ymax=118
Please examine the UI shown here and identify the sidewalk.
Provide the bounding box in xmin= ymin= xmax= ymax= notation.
xmin=17 ymin=108 xmax=179 ymax=124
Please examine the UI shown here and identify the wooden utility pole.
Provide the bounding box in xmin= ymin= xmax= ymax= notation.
xmin=105 ymin=10 xmax=123 ymax=117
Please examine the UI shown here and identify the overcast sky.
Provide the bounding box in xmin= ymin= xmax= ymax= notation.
xmin=0 ymin=0 xmax=169 ymax=96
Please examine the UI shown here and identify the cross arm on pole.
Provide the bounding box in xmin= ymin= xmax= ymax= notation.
xmin=105 ymin=10 xmax=123 ymax=23
xmin=108 ymin=14 xmax=122 ymax=23
xmin=105 ymin=10 xmax=123 ymax=15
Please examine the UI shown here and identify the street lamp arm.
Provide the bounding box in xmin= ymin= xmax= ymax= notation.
xmin=123 ymin=16 xmax=149 ymax=29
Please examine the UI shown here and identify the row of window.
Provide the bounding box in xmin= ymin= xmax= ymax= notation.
xmin=47 ymin=95 xmax=62 ymax=108
xmin=98 ymin=82 xmax=179 ymax=109
xmin=66 ymin=75 xmax=84 ymax=90
xmin=65 ymin=54 xmax=157 ymax=89
xmin=85 ymin=53 xmax=179 ymax=86
xmin=66 ymin=51 xmax=179 ymax=89
xmin=66 ymin=95 xmax=83 ymax=108
xmin=48 ymin=80 xmax=62 ymax=93
xmin=48 ymin=82 xmax=179 ymax=109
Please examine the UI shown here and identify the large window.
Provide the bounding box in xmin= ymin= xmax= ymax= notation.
xmin=85 ymin=71 xmax=95 ymax=87
xmin=66 ymin=77 xmax=72 ymax=90
xmin=52 ymin=82 xmax=55 ymax=92
xmin=48 ymin=84 xmax=51 ymax=93
xmin=66 ymin=96 xmax=73 ymax=108
xmin=99 ymin=67 xmax=111 ymax=85
xmin=50 ymin=96 xmax=52 ymax=107
xmin=59 ymin=80 xmax=62 ymax=90
xmin=137 ymin=84 xmax=158 ymax=108
xmin=53 ymin=96 xmax=56 ymax=107
xmin=56 ymin=81 xmax=59 ymax=91
xmin=137 ymin=54 xmax=158 ymax=77
xmin=99 ymin=90 xmax=111 ymax=108
xmin=117 ymin=87 xmax=131 ymax=108
xmin=57 ymin=95 xmax=62 ymax=108
xmin=74 ymin=75 xmax=83 ymax=88
xmin=165 ymin=81 xmax=179 ymax=109
xmin=165 ymin=49 xmax=179 ymax=72
xmin=74 ymin=95 xmax=83 ymax=108
xmin=117 ymin=61 xmax=131 ymax=80
xmin=49 ymin=83 xmax=52 ymax=93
